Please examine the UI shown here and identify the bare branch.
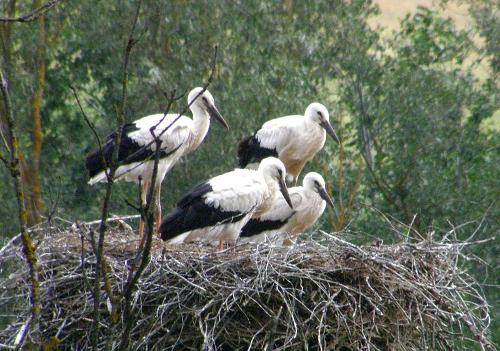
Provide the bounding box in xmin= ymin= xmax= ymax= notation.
xmin=116 ymin=44 xmax=219 ymax=351
xmin=89 ymin=0 xmax=143 ymax=348
xmin=0 ymin=120 xmax=10 ymax=153
xmin=115 ymin=45 xmax=218 ymax=171
xmin=0 ymin=0 xmax=62 ymax=23
xmin=70 ymin=85 xmax=104 ymax=157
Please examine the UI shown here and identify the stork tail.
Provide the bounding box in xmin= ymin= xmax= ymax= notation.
xmin=237 ymin=134 xmax=278 ymax=168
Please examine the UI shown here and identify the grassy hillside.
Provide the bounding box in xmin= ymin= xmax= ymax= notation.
xmin=371 ymin=0 xmax=499 ymax=131
xmin=372 ymin=0 xmax=473 ymax=32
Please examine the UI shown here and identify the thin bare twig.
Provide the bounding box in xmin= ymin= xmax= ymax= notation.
xmin=0 ymin=0 xmax=62 ymax=23
xmin=69 ymin=85 xmax=104 ymax=160
xmin=89 ymin=1 xmax=143 ymax=348
xmin=117 ymin=42 xmax=219 ymax=350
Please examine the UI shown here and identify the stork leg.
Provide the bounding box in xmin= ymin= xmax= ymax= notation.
xmin=218 ymin=240 xmax=225 ymax=251
xmin=155 ymin=183 xmax=162 ymax=236
xmin=291 ymin=176 xmax=298 ymax=187
xmin=139 ymin=179 xmax=150 ymax=247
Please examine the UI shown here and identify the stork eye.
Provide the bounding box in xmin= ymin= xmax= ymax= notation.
xmin=202 ymin=97 xmax=208 ymax=102
xmin=318 ymin=111 xmax=323 ymax=119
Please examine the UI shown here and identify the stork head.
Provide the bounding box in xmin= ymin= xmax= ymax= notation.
xmin=188 ymin=87 xmax=229 ymax=129
xmin=305 ymin=103 xmax=340 ymax=144
xmin=259 ymin=157 xmax=293 ymax=209
xmin=303 ymin=172 xmax=334 ymax=208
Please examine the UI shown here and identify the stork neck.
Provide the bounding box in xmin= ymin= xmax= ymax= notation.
xmin=189 ymin=105 xmax=210 ymax=148
xmin=304 ymin=118 xmax=327 ymax=149
xmin=305 ymin=116 xmax=324 ymax=133
xmin=303 ymin=186 xmax=317 ymax=200
xmin=263 ymin=176 xmax=280 ymax=205
xmin=308 ymin=188 xmax=325 ymax=207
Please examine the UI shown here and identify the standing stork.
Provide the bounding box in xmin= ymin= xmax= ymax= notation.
xmin=159 ymin=157 xmax=293 ymax=248
xmin=238 ymin=103 xmax=340 ymax=186
xmin=239 ymin=172 xmax=334 ymax=246
xmin=85 ymin=87 xmax=229 ymax=243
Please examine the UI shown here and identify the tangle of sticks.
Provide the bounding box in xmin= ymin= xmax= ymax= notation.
xmin=0 ymin=219 xmax=494 ymax=350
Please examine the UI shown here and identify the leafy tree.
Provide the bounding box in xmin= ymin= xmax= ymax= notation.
xmin=0 ymin=0 xmax=498 ymax=347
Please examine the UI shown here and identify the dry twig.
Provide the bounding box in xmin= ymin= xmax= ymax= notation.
xmin=0 ymin=0 xmax=62 ymax=23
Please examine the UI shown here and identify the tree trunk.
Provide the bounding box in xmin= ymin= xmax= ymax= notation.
xmin=0 ymin=0 xmax=17 ymax=149
xmin=354 ymin=80 xmax=374 ymax=171
xmin=28 ymin=0 xmax=46 ymax=224
xmin=283 ymin=0 xmax=294 ymax=17
xmin=0 ymin=65 xmax=42 ymax=347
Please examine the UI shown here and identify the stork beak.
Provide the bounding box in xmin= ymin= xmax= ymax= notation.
xmin=206 ymin=103 xmax=229 ymax=130
xmin=320 ymin=120 xmax=340 ymax=144
xmin=317 ymin=186 xmax=334 ymax=208
xmin=278 ymin=177 xmax=294 ymax=209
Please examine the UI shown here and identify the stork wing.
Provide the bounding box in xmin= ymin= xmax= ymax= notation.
xmin=203 ymin=169 xmax=266 ymax=213
xmin=160 ymin=169 xmax=262 ymax=240
xmin=86 ymin=113 xmax=191 ymax=179
xmin=128 ymin=113 xmax=191 ymax=153
xmin=256 ymin=115 xmax=302 ymax=152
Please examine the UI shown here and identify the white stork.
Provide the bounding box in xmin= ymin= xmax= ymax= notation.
xmin=239 ymin=172 xmax=333 ymax=246
xmin=159 ymin=157 xmax=293 ymax=247
xmin=85 ymin=87 xmax=229 ymax=243
xmin=238 ymin=103 xmax=340 ymax=186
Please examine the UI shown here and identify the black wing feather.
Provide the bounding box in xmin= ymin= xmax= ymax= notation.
xmin=160 ymin=183 xmax=247 ymax=241
xmin=239 ymin=213 xmax=295 ymax=238
xmin=237 ymin=133 xmax=278 ymax=168
xmin=85 ymin=123 xmax=181 ymax=178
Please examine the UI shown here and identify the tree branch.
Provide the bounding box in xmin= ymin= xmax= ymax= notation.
xmin=117 ymin=44 xmax=219 ymax=351
xmin=89 ymin=0 xmax=143 ymax=348
xmin=70 ymin=85 xmax=103 ymax=151
xmin=0 ymin=0 xmax=62 ymax=23
xmin=0 ymin=62 xmax=41 ymax=346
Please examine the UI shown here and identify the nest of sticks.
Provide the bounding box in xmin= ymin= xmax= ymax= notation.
xmin=0 ymin=218 xmax=494 ymax=350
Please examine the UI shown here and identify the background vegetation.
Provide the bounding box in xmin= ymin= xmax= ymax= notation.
xmin=1 ymin=0 xmax=498 ymax=346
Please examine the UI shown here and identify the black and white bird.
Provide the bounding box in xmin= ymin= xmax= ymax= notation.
xmin=239 ymin=172 xmax=333 ymax=246
xmin=159 ymin=157 xmax=293 ymax=247
xmin=238 ymin=103 xmax=340 ymax=186
xmin=85 ymin=87 xmax=229 ymax=241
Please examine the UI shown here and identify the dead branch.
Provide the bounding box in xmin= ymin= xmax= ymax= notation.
xmin=117 ymin=39 xmax=219 ymax=351
xmin=0 ymin=0 xmax=62 ymax=23
xmin=89 ymin=0 xmax=143 ymax=348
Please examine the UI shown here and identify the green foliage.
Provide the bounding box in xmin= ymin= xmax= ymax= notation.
xmin=397 ymin=6 xmax=471 ymax=66
xmin=1 ymin=0 xmax=498 ymax=347
xmin=323 ymin=6 xmax=499 ymax=236
xmin=469 ymin=0 xmax=500 ymax=74
xmin=2 ymin=0 xmax=379 ymax=234
xmin=0 ymin=0 xmax=496 ymax=235
xmin=1 ymin=0 xmax=497 ymax=240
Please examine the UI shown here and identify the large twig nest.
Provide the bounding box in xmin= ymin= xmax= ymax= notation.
xmin=0 ymin=219 xmax=494 ymax=350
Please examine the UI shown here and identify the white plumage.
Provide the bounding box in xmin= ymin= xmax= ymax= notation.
xmin=160 ymin=157 xmax=293 ymax=246
xmin=87 ymin=113 xmax=190 ymax=185
xmin=85 ymin=87 xmax=228 ymax=241
xmin=238 ymin=103 xmax=340 ymax=185
xmin=239 ymin=172 xmax=333 ymax=245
